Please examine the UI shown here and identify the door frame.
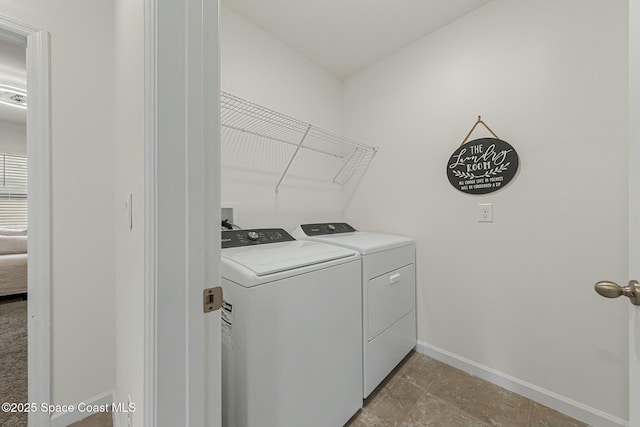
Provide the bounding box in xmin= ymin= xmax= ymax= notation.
xmin=144 ymin=0 xmax=221 ymax=425
xmin=0 ymin=14 xmax=51 ymax=427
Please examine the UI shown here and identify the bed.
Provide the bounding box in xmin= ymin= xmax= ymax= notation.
xmin=0 ymin=229 xmax=27 ymax=297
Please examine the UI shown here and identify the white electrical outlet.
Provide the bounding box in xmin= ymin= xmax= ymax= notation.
xmin=478 ymin=203 xmax=493 ymax=222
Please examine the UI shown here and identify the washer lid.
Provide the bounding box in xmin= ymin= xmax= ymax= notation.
xmin=292 ymin=225 xmax=414 ymax=255
xmin=222 ymin=240 xmax=357 ymax=277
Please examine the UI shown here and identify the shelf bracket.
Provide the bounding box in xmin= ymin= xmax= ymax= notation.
xmin=275 ymin=124 xmax=312 ymax=193
xmin=332 ymin=148 xmax=359 ymax=185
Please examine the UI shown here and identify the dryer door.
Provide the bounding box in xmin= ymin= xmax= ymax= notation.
xmin=367 ymin=264 xmax=415 ymax=341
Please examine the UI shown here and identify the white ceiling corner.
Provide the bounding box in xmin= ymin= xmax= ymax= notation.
xmin=221 ymin=0 xmax=492 ymax=79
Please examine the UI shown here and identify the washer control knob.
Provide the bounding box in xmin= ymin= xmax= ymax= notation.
xmin=327 ymin=224 xmax=336 ymax=232
xmin=247 ymin=231 xmax=259 ymax=241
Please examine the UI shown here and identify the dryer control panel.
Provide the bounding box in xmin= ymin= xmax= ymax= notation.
xmin=300 ymin=223 xmax=356 ymax=236
xmin=221 ymin=228 xmax=296 ymax=249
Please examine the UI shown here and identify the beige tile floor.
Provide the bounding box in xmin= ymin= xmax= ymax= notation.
xmin=348 ymin=351 xmax=587 ymax=427
xmin=72 ymin=351 xmax=587 ymax=427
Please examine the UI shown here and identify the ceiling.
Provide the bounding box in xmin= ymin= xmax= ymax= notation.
xmin=222 ymin=0 xmax=492 ymax=78
xmin=0 ymin=39 xmax=26 ymax=125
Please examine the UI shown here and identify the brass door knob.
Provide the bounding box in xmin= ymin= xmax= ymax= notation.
xmin=594 ymin=280 xmax=640 ymax=306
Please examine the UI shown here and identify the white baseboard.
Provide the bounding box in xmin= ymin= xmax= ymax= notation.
xmin=50 ymin=390 xmax=114 ymax=427
xmin=416 ymin=341 xmax=628 ymax=427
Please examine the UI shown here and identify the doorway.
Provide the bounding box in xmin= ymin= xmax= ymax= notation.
xmin=0 ymin=14 xmax=51 ymax=427
xmin=0 ymin=36 xmax=28 ymax=427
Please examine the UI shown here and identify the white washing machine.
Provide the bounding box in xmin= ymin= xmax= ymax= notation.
xmin=292 ymin=223 xmax=416 ymax=398
xmin=221 ymin=228 xmax=363 ymax=427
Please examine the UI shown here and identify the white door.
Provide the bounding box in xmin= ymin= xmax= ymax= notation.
xmin=597 ymin=1 xmax=640 ymax=425
xmin=630 ymin=2 xmax=640 ymax=426
xmin=150 ymin=0 xmax=221 ymax=426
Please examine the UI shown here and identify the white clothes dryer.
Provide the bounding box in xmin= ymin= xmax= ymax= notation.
xmin=292 ymin=223 xmax=416 ymax=398
xmin=221 ymin=228 xmax=362 ymax=427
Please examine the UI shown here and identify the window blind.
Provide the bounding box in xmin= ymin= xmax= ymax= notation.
xmin=0 ymin=153 xmax=28 ymax=228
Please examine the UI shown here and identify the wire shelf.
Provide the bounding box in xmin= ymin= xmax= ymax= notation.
xmin=221 ymin=92 xmax=378 ymax=192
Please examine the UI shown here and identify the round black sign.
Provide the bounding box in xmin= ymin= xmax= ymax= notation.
xmin=446 ymin=138 xmax=519 ymax=194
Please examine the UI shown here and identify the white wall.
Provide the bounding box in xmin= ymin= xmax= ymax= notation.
xmin=221 ymin=5 xmax=342 ymax=131
xmin=0 ymin=120 xmax=26 ymax=155
xmin=221 ymin=6 xmax=350 ymax=230
xmin=344 ymin=0 xmax=628 ymax=420
xmin=1 ymin=0 xmax=116 ymax=409
xmin=114 ymin=0 xmax=144 ymax=425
